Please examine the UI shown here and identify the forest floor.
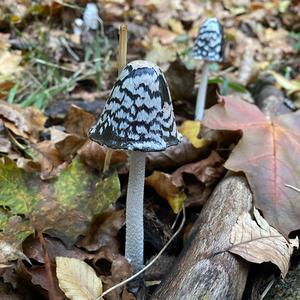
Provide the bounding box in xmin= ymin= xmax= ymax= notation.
xmin=0 ymin=0 xmax=299 ymax=299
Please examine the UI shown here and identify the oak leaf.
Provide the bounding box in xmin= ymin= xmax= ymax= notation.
xmin=203 ymin=96 xmax=300 ymax=236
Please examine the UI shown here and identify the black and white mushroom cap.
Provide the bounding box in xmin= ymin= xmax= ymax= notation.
xmin=83 ymin=3 xmax=99 ymax=31
xmin=89 ymin=60 xmax=182 ymax=151
xmin=191 ymin=18 xmax=224 ymax=62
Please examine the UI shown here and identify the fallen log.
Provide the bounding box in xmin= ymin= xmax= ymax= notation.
xmin=151 ymin=174 xmax=253 ymax=300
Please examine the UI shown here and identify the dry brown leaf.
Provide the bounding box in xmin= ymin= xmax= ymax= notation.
xmin=172 ymin=151 xmax=224 ymax=186
xmin=93 ymin=248 xmax=132 ymax=300
xmin=20 ymin=263 xmax=65 ymax=300
xmin=145 ymin=171 xmax=186 ymax=213
xmin=50 ymin=128 xmax=86 ymax=161
xmin=172 ymin=151 xmax=225 ymax=207
xmin=148 ymin=25 xmax=177 ymax=45
xmin=229 ymin=208 xmax=299 ymax=277
xmin=145 ymin=38 xmax=176 ymax=66
xmin=64 ymin=105 xmax=95 ymax=138
xmin=146 ymin=137 xmax=206 ymax=170
xmin=56 ymin=256 xmax=103 ymax=300
xmin=0 ymin=241 xmax=29 ymax=266
xmin=23 ymin=236 xmax=92 ymax=264
xmin=0 ymin=101 xmax=45 ymax=141
xmin=34 ymin=141 xmax=66 ymax=179
xmin=77 ymin=208 xmax=125 ymax=252
xmin=78 ymin=140 xmax=127 ymax=171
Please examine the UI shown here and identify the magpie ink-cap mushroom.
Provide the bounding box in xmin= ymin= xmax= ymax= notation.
xmin=89 ymin=60 xmax=182 ymax=272
xmin=191 ymin=18 xmax=224 ymax=120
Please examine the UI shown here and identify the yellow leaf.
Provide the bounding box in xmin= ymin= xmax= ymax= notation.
xmin=56 ymin=257 xmax=103 ymax=300
xmin=10 ymin=15 xmax=21 ymax=24
xmin=268 ymin=70 xmax=300 ymax=94
xmin=146 ymin=171 xmax=185 ymax=213
xmin=145 ymin=38 xmax=176 ymax=65
xmin=178 ymin=120 xmax=206 ymax=148
xmin=167 ymin=19 xmax=184 ymax=35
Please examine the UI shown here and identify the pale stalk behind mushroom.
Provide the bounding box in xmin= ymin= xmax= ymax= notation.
xmin=192 ymin=18 xmax=224 ymax=121
xmin=103 ymin=24 xmax=128 ymax=173
xmin=195 ymin=62 xmax=210 ymax=120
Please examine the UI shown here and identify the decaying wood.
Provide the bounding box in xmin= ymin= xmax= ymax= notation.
xmin=151 ymin=175 xmax=253 ymax=300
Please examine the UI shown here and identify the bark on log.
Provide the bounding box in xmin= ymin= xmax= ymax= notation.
xmin=151 ymin=175 xmax=253 ymax=300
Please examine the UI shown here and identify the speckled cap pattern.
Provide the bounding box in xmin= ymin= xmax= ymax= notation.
xmin=191 ymin=18 xmax=224 ymax=62
xmin=89 ymin=60 xmax=182 ymax=151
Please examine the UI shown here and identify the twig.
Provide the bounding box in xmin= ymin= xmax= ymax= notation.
xmin=60 ymin=37 xmax=80 ymax=61
xmin=38 ymin=231 xmax=60 ymax=300
xmin=97 ymin=17 xmax=105 ymax=37
xmin=33 ymin=58 xmax=77 ymax=72
xmin=97 ymin=206 xmax=186 ymax=300
xmin=285 ymin=184 xmax=300 ymax=193
xmin=117 ymin=24 xmax=128 ymax=73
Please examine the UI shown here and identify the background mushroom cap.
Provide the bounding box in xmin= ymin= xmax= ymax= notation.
xmin=89 ymin=60 xmax=182 ymax=151
xmin=191 ymin=18 xmax=224 ymax=62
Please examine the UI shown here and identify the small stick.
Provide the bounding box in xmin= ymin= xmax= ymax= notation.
xmin=118 ymin=24 xmax=128 ymax=73
xmin=285 ymin=184 xmax=300 ymax=193
xmin=103 ymin=24 xmax=128 ymax=173
xmin=195 ymin=62 xmax=210 ymax=121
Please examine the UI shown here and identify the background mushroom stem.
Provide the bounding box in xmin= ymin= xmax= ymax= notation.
xmin=125 ymin=151 xmax=146 ymax=272
xmin=195 ymin=62 xmax=210 ymax=120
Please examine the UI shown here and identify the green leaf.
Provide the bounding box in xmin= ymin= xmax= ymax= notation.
xmin=228 ymin=81 xmax=248 ymax=93
xmin=0 ymin=158 xmax=38 ymax=215
xmin=7 ymin=84 xmax=18 ymax=104
xmin=34 ymin=157 xmax=121 ymax=244
xmin=0 ymin=157 xmax=121 ymax=250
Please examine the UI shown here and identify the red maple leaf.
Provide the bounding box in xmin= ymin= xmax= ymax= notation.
xmin=203 ymin=96 xmax=300 ymax=237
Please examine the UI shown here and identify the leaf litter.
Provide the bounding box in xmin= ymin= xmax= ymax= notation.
xmin=0 ymin=0 xmax=298 ymax=299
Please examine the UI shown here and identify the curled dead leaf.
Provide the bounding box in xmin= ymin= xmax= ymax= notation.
xmin=64 ymin=105 xmax=95 ymax=138
xmin=34 ymin=141 xmax=66 ymax=180
xmin=0 ymin=101 xmax=45 ymax=141
xmin=172 ymin=151 xmax=225 ymax=207
xmin=92 ymin=247 xmax=132 ymax=300
xmin=146 ymin=137 xmax=208 ymax=171
xmin=229 ymin=208 xmax=299 ymax=277
xmin=50 ymin=128 xmax=86 ymax=161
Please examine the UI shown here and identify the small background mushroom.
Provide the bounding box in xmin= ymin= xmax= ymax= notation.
xmin=191 ymin=18 xmax=224 ymax=120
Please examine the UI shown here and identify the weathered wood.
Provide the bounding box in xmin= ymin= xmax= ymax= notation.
xmin=151 ymin=175 xmax=253 ymax=300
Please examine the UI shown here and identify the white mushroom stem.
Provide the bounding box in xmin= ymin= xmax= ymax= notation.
xmin=195 ymin=61 xmax=210 ymax=120
xmin=125 ymin=151 xmax=145 ymax=272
